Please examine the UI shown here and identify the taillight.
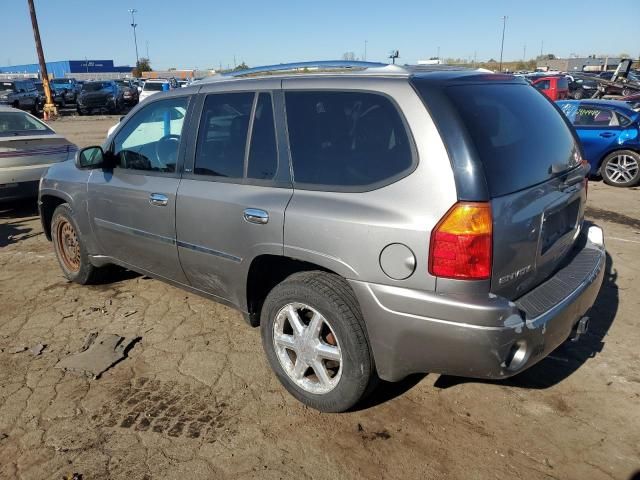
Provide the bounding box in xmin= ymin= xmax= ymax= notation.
xmin=428 ymin=202 xmax=492 ymax=280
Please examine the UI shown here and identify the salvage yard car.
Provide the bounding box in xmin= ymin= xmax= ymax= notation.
xmin=0 ymin=106 xmax=76 ymax=201
xmin=39 ymin=62 xmax=605 ymax=412
xmin=558 ymin=99 xmax=640 ymax=187
xmin=77 ymin=81 xmax=125 ymax=115
xmin=0 ymin=79 xmax=39 ymax=114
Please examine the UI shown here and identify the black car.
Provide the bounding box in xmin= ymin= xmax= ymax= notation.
xmin=34 ymin=81 xmax=67 ymax=109
xmin=49 ymin=78 xmax=81 ymax=106
xmin=114 ymin=79 xmax=139 ymax=106
xmin=77 ymin=81 xmax=125 ymax=115
xmin=567 ymin=75 xmax=598 ymax=100
xmin=0 ymin=79 xmax=39 ymax=113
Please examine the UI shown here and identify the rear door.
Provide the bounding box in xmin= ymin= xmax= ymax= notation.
xmin=88 ymin=94 xmax=190 ymax=282
xmin=435 ymin=82 xmax=586 ymax=300
xmin=175 ymin=86 xmax=292 ymax=307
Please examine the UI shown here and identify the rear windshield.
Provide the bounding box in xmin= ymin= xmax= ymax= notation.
xmin=416 ymin=82 xmax=579 ymax=197
xmin=0 ymin=112 xmax=52 ymax=135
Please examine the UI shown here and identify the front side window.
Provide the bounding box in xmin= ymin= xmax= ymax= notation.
xmin=284 ymin=91 xmax=413 ymax=187
xmin=113 ymin=96 xmax=188 ymax=172
xmin=194 ymin=92 xmax=254 ymax=177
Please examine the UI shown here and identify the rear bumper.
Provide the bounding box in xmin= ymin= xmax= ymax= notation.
xmin=350 ymin=226 xmax=606 ymax=382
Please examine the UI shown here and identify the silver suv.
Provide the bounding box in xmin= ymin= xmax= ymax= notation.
xmin=39 ymin=61 xmax=606 ymax=412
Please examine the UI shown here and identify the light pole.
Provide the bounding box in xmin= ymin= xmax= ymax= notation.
xmin=129 ymin=9 xmax=139 ymax=69
xmin=364 ymin=40 xmax=367 ymax=61
xmin=499 ymin=16 xmax=508 ymax=72
xmin=27 ymin=0 xmax=56 ymax=118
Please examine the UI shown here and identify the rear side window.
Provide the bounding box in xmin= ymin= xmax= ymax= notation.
xmin=285 ymin=91 xmax=413 ymax=188
xmin=194 ymin=92 xmax=254 ymax=177
xmin=418 ymin=83 xmax=579 ymax=197
xmin=534 ymin=79 xmax=550 ymax=90
xmin=573 ymin=107 xmax=617 ymax=127
xmin=247 ymin=93 xmax=278 ymax=180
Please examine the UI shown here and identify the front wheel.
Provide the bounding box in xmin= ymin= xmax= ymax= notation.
xmin=601 ymin=150 xmax=640 ymax=187
xmin=51 ymin=204 xmax=102 ymax=284
xmin=573 ymin=89 xmax=584 ymax=100
xmin=260 ymin=271 xmax=376 ymax=412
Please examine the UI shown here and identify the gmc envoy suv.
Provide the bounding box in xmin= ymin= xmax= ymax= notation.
xmin=39 ymin=61 xmax=605 ymax=412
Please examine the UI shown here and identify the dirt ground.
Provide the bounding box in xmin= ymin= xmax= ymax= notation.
xmin=1 ymin=116 xmax=639 ymax=480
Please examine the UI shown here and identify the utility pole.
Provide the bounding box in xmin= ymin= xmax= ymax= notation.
xmin=540 ymin=40 xmax=544 ymax=57
xmin=499 ymin=15 xmax=508 ymax=72
xmin=146 ymin=40 xmax=149 ymax=60
xmin=523 ymin=44 xmax=527 ymax=62
xmin=27 ymin=0 xmax=56 ymax=118
xmin=437 ymin=46 xmax=440 ymax=59
xmin=129 ymin=9 xmax=139 ymax=69
xmin=364 ymin=40 xmax=367 ymax=61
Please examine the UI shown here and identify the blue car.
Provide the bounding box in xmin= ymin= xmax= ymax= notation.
xmin=557 ymin=99 xmax=640 ymax=187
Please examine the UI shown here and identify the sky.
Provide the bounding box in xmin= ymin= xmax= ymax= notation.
xmin=2 ymin=0 xmax=639 ymax=71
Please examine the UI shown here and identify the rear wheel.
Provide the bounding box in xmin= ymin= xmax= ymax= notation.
xmin=260 ymin=271 xmax=376 ymax=412
xmin=622 ymin=87 xmax=633 ymax=97
xmin=573 ymin=88 xmax=584 ymax=100
xmin=601 ymin=150 xmax=640 ymax=187
xmin=51 ymin=204 xmax=102 ymax=284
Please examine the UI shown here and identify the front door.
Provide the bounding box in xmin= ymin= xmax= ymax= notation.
xmin=176 ymin=89 xmax=292 ymax=307
xmin=88 ymin=95 xmax=191 ymax=282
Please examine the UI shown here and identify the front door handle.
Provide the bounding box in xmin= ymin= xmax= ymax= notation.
xmin=599 ymin=132 xmax=616 ymax=138
xmin=243 ymin=208 xmax=269 ymax=224
xmin=149 ymin=193 xmax=169 ymax=207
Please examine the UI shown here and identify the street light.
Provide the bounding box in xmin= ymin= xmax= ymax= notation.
xmin=499 ymin=16 xmax=508 ymax=72
xmin=129 ymin=8 xmax=140 ymax=69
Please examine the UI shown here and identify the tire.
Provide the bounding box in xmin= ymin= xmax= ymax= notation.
xmin=573 ymin=88 xmax=584 ymax=100
xmin=622 ymin=88 xmax=632 ymax=97
xmin=601 ymin=150 xmax=640 ymax=187
xmin=51 ymin=204 xmax=102 ymax=284
xmin=260 ymin=271 xmax=376 ymax=412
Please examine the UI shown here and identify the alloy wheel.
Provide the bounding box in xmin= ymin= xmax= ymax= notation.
xmin=272 ymin=303 xmax=342 ymax=394
xmin=604 ymin=154 xmax=639 ymax=184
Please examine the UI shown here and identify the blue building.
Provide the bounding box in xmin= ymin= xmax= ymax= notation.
xmin=0 ymin=59 xmax=132 ymax=78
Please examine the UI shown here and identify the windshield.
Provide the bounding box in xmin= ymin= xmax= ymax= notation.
xmin=144 ymin=82 xmax=166 ymax=91
xmin=82 ymin=82 xmax=110 ymax=92
xmin=0 ymin=111 xmax=52 ymax=135
xmin=51 ymin=79 xmax=73 ymax=84
xmin=0 ymin=82 xmax=16 ymax=93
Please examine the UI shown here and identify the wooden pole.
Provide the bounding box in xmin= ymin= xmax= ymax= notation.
xmin=27 ymin=0 xmax=57 ymax=118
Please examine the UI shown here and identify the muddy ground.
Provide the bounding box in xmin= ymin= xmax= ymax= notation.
xmin=0 ymin=116 xmax=639 ymax=480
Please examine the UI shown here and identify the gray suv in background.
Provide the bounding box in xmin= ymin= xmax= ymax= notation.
xmin=39 ymin=62 xmax=606 ymax=412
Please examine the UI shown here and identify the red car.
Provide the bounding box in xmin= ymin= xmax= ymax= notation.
xmin=531 ymin=76 xmax=570 ymax=101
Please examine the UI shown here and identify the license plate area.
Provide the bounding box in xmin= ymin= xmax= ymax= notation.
xmin=540 ymin=199 xmax=580 ymax=255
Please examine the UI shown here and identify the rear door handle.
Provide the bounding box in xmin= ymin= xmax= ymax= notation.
xmin=243 ymin=208 xmax=269 ymax=224
xmin=149 ymin=193 xmax=169 ymax=207
xmin=599 ymin=132 xmax=616 ymax=138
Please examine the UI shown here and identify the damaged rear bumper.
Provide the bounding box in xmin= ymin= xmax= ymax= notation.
xmin=350 ymin=226 xmax=606 ymax=382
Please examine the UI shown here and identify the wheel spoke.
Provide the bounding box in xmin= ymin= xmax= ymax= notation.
xmin=274 ymin=333 xmax=296 ymax=351
xmin=314 ymin=342 xmax=341 ymax=361
xmin=311 ymin=360 xmax=332 ymax=387
xmin=286 ymin=305 xmax=305 ymax=337
xmin=292 ymin=358 xmax=307 ymax=380
xmin=307 ymin=312 xmax=323 ymax=340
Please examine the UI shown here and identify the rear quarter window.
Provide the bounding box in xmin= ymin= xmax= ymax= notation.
xmin=284 ymin=91 xmax=415 ymax=190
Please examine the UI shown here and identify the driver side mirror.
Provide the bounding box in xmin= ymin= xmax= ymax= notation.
xmin=75 ymin=146 xmax=105 ymax=169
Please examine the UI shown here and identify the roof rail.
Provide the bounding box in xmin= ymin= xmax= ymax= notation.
xmin=221 ymin=60 xmax=403 ymax=78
